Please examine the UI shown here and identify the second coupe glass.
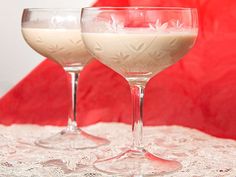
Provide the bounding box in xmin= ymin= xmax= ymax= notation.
xmin=81 ymin=7 xmax=198 ymax=176
xmin=21 ymin=8 xmax=109 ymax=150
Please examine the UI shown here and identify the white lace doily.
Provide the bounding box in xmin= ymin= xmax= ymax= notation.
xmin=0 ymin=123 xmax=235 ymax=176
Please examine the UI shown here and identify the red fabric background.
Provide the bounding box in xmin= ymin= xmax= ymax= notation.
xmin=0 ymin=0 xmax=236 ymax=139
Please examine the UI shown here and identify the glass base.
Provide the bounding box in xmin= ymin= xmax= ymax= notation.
xmin=94 ymin=149 xmax=182 ymax=176
xmin=41 ymin=158 xmax=88 ymax=173
xmin=35 ymin=127 xmax=109 ymax=150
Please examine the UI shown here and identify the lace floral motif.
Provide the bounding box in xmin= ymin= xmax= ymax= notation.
xmin=0 ymin=123 xmax=235 ymax=176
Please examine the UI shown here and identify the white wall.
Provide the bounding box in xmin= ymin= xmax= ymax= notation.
xmin=0 ymin=0 xmax=95 ymax=97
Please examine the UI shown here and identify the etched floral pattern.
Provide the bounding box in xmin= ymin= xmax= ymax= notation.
xmin=70 ymin=39 xmax=82 ymax=46
xmin=171 ymin=20 xmax=184 ymax=29
xmin=129 ymin=42 xmax=145 ymax=52
xmin=22 ymin=28 xmax=92 ymax=68
xmin=112 ymin=52 xmax=129 ymax=62
xmin=149 ymin=19 xmax=169 ymax=31
xmin=84 ymin=31 xmax=196 ymax=80
xmin=48 ymin=44 xmax=64 ymax=53
xmin=109 ymin=15 xmax=124 ymax=32
xmin=94 ymin=42 xmax=103 ymax=52
xmin=82 ymin=15 xmax=196 ymax=82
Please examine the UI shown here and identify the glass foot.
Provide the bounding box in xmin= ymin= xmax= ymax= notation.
xmin=94 ymin=149 xmax=182 ymax=176
xmin=35 ymin=127 xmax=109 ymax=150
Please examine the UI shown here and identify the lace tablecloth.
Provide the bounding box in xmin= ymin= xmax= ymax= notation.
xmin=0 ymin=123 xmax=236 ymax=177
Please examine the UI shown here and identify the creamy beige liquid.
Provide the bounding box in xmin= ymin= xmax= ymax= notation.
xmin=82 ymin=31 xmax=197 ymax=83
xmin=22 ymin=28 xmax=92 ymax=71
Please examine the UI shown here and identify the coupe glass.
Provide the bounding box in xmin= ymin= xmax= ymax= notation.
xmin=21 ymin=8 xmax=109 ymax=150
xmin=81 ymin=7 xmax=198 ymax=176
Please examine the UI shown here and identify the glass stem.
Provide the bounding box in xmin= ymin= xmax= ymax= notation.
xmin=130 ymin=84 xmax=145 ymax=151
xmin=67 ymin=71 xmax=79 ymax=131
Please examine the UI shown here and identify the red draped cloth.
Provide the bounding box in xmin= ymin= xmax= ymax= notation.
xmin=0 ymin=0 xmax=236 ymax=139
